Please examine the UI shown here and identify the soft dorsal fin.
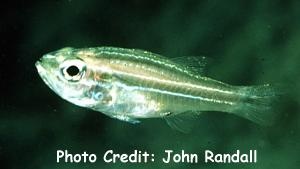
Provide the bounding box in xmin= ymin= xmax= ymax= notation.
xmin=170 ymin=56 xmax=208 ymax=75
xmin=164 ymin=111 xmax=201 ymax=133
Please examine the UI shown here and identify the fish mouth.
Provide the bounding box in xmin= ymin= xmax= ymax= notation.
xmin=35 ymin=60 xmax=53 ymax=89
xmin=35 ymin=59 xmax=63 ymax=97
xmin=35 ymin=60 xmax=46 ymax=77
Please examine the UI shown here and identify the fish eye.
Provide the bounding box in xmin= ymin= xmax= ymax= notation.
xmin=60 ymin=59 xmax=86 ymax=82
xmin=66 ymin=65 xmax=80 ymax=76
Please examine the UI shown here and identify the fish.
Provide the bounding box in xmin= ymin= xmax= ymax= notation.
xmin=35 ymin=47 xmax=279 ymax=132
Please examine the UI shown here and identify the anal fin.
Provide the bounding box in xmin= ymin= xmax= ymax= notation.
xmin=164 ymin=111 xmax=201 ymax=133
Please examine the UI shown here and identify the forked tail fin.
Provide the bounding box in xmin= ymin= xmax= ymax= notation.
xmin=232 ymin=84 xmax=282 ymax=126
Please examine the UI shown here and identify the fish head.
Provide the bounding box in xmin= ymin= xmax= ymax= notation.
xmin=35 ymin=47 xmax=111 ymax=109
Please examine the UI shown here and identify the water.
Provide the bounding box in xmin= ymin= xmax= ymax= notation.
xmin=1 ymin=0 xmax=299 ymax=169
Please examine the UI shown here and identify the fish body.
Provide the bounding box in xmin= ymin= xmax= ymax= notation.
xmin=36 ymin=47 xmax=278 ymax=129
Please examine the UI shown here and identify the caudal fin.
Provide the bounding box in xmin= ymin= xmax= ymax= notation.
xmin=232 ymin=84 xmax=282 ymax=126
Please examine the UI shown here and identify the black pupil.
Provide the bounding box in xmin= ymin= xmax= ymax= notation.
xmin=66 ymin=65 xmax=80 ymax=76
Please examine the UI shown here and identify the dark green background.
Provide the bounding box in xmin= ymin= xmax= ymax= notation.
xmin=1 ymin=0 xmax=299 ymax=169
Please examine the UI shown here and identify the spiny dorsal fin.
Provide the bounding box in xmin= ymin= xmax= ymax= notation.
xmin=170 ymin=56 xmax=208 ymax=75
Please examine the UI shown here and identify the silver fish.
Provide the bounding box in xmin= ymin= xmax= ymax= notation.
xmin=36 ymin=47 xmax=278 ymax=132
